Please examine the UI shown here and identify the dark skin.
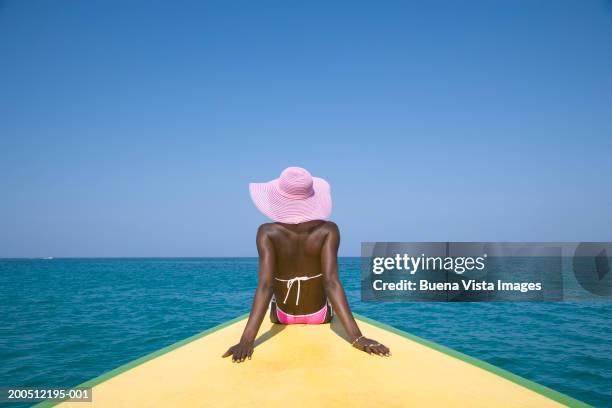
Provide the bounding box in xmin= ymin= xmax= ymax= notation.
xmin=223 ymin=220 xmax=390 ymax=362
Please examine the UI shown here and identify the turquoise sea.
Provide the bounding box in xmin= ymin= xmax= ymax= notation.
xmin=0 ymin=258 xmax=610 ymax=407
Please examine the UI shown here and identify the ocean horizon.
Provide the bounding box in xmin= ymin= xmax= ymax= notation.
xmin=1 ymin=257 xmax=610 ymax=407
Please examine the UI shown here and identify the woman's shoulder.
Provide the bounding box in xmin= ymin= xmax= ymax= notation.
xmin=257 ymin=222 xmax=279 ymax=234
xmin=315 ymin=221 xmax=340 ymax=238
xmin=320 ymin=220 xmax=339 ymax=232
xmin=257 ymin=221 xmax=339 ymax=234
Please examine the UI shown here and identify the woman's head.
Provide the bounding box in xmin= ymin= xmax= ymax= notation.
xmin=249 ymin=167 xmax=332 ymax=224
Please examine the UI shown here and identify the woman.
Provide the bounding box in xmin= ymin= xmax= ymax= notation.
xmin=223 ymin=167 xmax=390 ymax=362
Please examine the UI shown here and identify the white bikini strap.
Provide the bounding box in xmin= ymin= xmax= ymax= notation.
xmin=274 ymin=274 xmax=323 ymax=305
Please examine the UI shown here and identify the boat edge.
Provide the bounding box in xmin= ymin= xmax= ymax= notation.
xmin=31 ymin=314 xmax=249 ymax=408
xmin=353 ymin=313 xmax=590 ymax=408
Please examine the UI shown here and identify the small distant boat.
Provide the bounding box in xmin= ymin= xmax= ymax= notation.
xmin=42 ymin=257 xmax=54 ymax=260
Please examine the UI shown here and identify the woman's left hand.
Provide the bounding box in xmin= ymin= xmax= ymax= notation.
xmin=222 ymin=340 xmax=254 ymax=363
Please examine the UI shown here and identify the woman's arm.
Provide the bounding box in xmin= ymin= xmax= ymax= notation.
xmin=321 ymin=222 xmax=390 ymax=356
xmin=222 ymin=224 xmax=275 ymax=362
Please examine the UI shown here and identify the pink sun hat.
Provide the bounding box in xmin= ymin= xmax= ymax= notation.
xmin=249 ymin=167 xmax=332 ymax=224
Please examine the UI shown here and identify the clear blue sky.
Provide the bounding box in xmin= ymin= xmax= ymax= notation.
xmin=1 ymin=1 xmax=611 ymax=257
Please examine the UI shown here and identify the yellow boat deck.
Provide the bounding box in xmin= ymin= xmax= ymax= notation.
xmin=37 ymin=314 xmax=586 ymax=407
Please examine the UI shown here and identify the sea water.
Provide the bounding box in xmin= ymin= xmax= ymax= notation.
xmin=0 ymin=258 xmax=610 ymax=407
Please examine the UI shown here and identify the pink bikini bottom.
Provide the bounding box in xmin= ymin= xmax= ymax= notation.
xmin=275 ymin=303 xmax=330 ymax=325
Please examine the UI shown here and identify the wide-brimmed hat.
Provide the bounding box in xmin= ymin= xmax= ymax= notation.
xmin=249 ymin=167 xmax=332 ymax=224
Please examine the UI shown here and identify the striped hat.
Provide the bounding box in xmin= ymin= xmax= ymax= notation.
xmin=249 ymin=167 xmax=332 ymax=224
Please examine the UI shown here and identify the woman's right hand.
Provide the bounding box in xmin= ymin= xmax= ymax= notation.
xmin=222 ymin=340 xmax=254 ymax=363
xmin=353 ymin=336 xmax=391 ymax=356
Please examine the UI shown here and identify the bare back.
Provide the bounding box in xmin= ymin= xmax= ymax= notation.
xmin=224 ymin=215 xmax=390 ymax=361
xmin=264 ymin=220 xmax=333 ymax=315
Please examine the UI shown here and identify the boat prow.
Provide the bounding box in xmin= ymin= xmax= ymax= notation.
xmin=36 ymin=314 xmax=588 ymax=407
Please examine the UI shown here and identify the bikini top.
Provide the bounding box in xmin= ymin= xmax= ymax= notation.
xmin=275 ymin=274 xmax=323 ymax=305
